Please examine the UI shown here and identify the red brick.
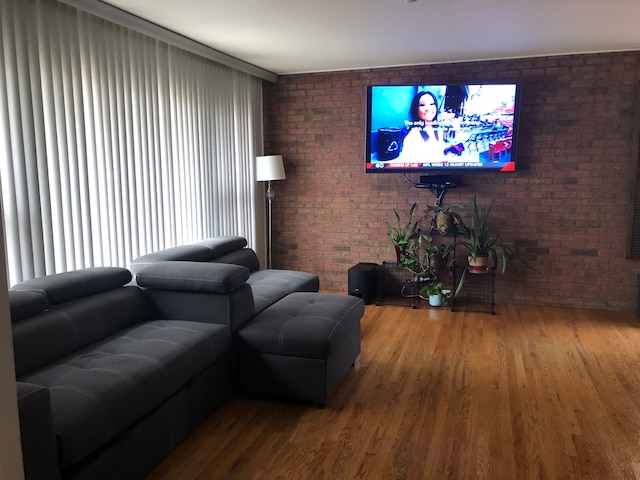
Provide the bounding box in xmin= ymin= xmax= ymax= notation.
xmin=264 ymin=51 xmax=640 ymax=311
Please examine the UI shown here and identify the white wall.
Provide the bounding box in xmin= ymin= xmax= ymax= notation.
xmin=0 ymin=212 xmax=24 ymax=479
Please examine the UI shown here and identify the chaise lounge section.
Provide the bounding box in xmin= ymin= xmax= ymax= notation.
xmin=237 ymin=292 xmax=363 ymax=407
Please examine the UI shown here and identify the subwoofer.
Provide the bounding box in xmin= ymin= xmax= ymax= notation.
xmin=348 ymin=263 xmax=378 ymax=304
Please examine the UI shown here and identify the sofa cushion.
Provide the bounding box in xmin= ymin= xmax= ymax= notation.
xmin=12 ymin=287 xmax=151 ymax=377
xmin=142 ymin=286 xmax=256 ymax=332
xmin=10 ymin=267 xmax=132 ymax=305
xmin=237 ymin=292 xmax=363 ymax=359
xmin=20 ymin=319 xmax=231 ymax=469
xmin=247 ymin=270 xmax=320 ymax=314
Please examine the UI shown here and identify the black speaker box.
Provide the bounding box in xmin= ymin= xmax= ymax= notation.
xmin=348 ymin=263 xmax=378 ymax=304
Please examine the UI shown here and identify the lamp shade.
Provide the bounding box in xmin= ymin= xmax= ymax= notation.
xmin=256 ymin=155 xmax=286 ymax=182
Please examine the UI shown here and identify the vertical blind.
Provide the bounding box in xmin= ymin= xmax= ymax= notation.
xmin=0 ymin=0 xmax=263 ymax=285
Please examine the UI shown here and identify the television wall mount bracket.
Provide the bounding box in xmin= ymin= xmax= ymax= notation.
xmin=415 ymin=175 xmax=456 ymax=206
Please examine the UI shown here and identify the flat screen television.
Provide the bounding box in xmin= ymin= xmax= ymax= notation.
xmin=365 ymin=83 xmax=521 ymax=173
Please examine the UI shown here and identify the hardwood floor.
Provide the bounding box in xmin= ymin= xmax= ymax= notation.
xmin=147 ymin=303 xmax=640 ymax=479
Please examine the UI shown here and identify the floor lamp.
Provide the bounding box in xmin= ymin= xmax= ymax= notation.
xmin=256 ymin=155 xmax=286 ymax=269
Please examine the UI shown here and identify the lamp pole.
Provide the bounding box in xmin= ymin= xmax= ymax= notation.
xmin=266 ymin=180 xmax=275 ymax=269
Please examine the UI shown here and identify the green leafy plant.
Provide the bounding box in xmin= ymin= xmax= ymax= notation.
xmin=449 ymin=195 xmax=535 ymax=295
xmin=387 ymin=203 xmax=438 ymax=280
xmin=387 ymin=203 xmax=421 ymax=264
xmin=402 ymin=231 xmax=439 ymax=280
xmin=428 ymin=243 xmax=449 ymax=271
xmin=421 ymin=281 xmax=443 ymax=297
xmin=453 ymin=196 xmax=519 ymax=267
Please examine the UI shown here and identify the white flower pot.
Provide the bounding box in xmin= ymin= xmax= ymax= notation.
xmin=429 ymin=293 xmax=443 ymax=307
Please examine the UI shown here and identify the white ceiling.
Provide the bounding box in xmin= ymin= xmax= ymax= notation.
xmin=102 ymin=0 xmax=640 ymax=75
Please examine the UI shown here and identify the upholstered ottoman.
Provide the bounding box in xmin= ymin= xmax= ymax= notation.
xmin=236 ymin=292 xmax=364 ymax=407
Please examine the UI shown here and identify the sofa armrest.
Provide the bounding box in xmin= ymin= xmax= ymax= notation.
xmin=17 ymin=382 xmax=60 ymax=480
xmin=134 ymin=261 xmax=250 ymax=293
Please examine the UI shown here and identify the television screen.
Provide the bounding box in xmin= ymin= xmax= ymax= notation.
xmin=365 ymin=84 xmax=521 ymax=173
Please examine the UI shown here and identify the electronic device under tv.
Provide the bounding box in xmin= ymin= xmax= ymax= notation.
xmin=365 ymin=83 xmax=522 ymax=174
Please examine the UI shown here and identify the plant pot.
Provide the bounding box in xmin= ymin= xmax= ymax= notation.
xmin=468 ymin=254 xmax=490 ymax=274
xmin=429 ymin=293 xmax=443 ymax=307
xmin=435 ymin=212 xmax=454 ymax=234
xmin=429 ymin=252 xmax=448 ymax=271
xmin=394 ymin=246 xmax=404 ymax=266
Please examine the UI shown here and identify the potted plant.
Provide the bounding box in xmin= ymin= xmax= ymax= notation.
xmin=388 ymin=204 xmax=444 ymax=301
xmin=427 ymin=203 xmax=464 ymax=235
xmin=428 ymin=243 xmax=449 ymax=272
xmin=421 ymin=281 xmax=443 ymax=307
xmin=387 ymin=203 xmax=421 ymax=266
xmin=402 ymin=231 xmax=439 ymax=280
xmin=396 ymin=230 xmax=444 ymax=304
xmin=450 ymin=195 xmax=534 ymax=295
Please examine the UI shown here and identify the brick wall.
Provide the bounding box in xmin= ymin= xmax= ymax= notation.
xmin=262 ymin=52 xmax=640 ymax=310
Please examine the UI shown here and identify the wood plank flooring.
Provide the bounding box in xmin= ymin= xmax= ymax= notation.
xmin=146 ymin=303 xmax=640 ymax=480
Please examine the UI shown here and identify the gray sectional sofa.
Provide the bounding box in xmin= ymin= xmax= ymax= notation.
xmin=12 ymin=236 xmax=364 ymax=480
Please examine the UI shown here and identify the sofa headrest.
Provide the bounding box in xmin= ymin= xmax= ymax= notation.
xmin=8 ymin=290 xmax=49 ymax=323
xmin=129 ymin=244 xmax=214 ymax=273
xmin=214 ymin=248 xmax=260 ymax=272
xmin=195 ymin=236 xmax=248 ymax=257
xmin=135 ymin=261 xmax=250 ymax=293
xmin=10 ymin=267 xmax=133 ymax=306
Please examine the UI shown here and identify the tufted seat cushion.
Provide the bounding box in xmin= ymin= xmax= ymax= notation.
xmin=247 ymin=270 xmax=320 ymax=315
xmin=19 ymin=319 xmax=231 ymax=469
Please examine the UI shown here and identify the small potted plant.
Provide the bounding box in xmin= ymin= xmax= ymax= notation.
xmin=428 ymin=243 xmax=449 ymax=272
xmin=421 ymin=281 xmax=444 ymax=307
xmin=427 ymin=203 xmax=464 ymax=235
xmin=388 ymin=204 xmax=446 ymax=301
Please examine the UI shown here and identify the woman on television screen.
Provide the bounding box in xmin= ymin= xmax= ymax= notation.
xmin=399 ymin=90 xmax=447 ymax=164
